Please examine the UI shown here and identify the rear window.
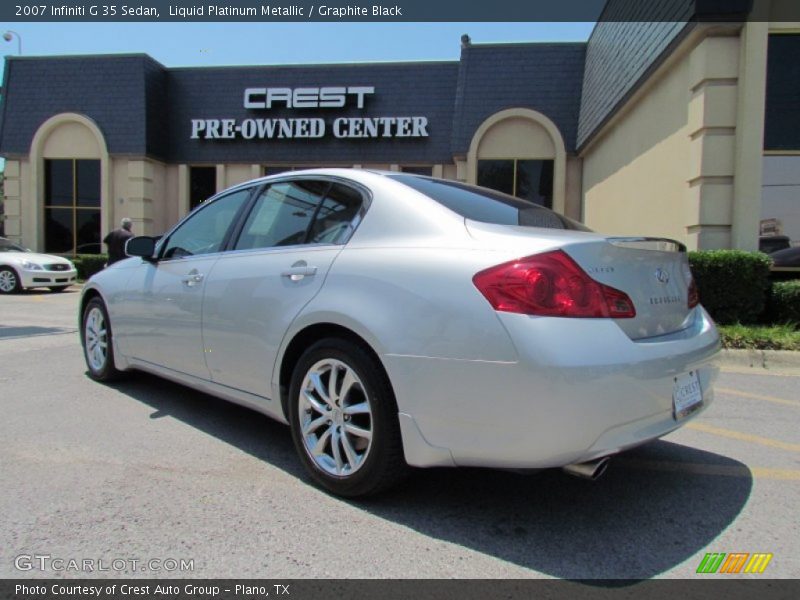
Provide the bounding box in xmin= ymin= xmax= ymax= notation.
xmin=387 ymin=174 xmax=591 ymax=231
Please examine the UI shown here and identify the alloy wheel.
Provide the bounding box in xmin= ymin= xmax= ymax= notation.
xmin=298 ymin=358 xmax=373 ymax=477
xmin=84 ymin=306 xmax=108 ymax=372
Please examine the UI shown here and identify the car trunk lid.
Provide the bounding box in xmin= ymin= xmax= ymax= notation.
xmin=564 ymin=237 xmax=694 ymax=339
xmin=465 ymin=221 xmax=694 ymax=340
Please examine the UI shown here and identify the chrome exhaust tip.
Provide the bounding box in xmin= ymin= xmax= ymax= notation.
xmin=562 ymin=456 xmax=610 ymax=481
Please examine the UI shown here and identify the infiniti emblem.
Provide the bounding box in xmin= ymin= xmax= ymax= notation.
xmin=655 ymin=268 xmax=670 ymax=284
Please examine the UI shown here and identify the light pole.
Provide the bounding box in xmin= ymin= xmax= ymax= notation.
xmin=3 ymin=31 xmax=21 ymax=55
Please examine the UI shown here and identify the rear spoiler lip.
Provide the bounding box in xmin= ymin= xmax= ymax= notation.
xmin=606 ymin=237 xmax=687 ymax=253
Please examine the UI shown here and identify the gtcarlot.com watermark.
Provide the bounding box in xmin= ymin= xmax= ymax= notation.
xmin=14 ymin=554 xmax=194 ymax=573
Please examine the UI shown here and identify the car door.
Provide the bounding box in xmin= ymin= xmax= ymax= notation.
xmin=201 ymin=179 xmax=366 ymax=398
xmin=116 ymin=188 xmax=253 ymax=379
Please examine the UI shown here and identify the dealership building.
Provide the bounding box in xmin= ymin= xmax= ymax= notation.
xmin=1 ymin=5 xmax=799 ymax=254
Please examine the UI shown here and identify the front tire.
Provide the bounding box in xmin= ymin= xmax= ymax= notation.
xmin=0 ymin=267 xmax=21 ymax=294
xmin=288 ymin=338 xmax=408 ymax=497
xmin=81 ymin=297 xmax=122 ymax=382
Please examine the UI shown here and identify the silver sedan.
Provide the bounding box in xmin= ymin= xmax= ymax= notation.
xmin=79 ymin=169 xmax=720 ymax=497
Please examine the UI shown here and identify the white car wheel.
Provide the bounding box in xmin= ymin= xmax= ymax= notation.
xmin=0 ymin=267 xmax=21 ymax=294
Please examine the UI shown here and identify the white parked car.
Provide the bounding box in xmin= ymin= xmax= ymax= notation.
xmin=0 ymin=237 xmax=78 ymax=294
xmin=79 ymin=170 xmax=720 ymax=497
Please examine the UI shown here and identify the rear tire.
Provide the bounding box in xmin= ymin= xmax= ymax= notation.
xmin=81 ymin=297 xmax=122 ymax=382
xmin=0 ymin=267 xmax=21 ymax=294
xmin=288 ymin=338 xmax=408 ymax=497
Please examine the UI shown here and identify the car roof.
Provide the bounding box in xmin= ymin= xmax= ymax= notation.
xmin=770 ymin=245 xmax=800 ymax=264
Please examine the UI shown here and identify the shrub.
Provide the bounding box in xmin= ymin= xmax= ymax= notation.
xmin=72 ymin=254 xmax=108 ymax=280
xmin=688 ymin=250 xmax=771 ymax=324
xmin=766 ymin=280 xmax=800 ymax=326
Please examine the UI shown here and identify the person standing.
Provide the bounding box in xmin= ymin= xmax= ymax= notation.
xmin=103 ymin=218 xmax=134 ymax=266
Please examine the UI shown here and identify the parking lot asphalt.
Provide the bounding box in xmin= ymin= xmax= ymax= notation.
xmin=1 ymin=288 xmax=798 ymax=581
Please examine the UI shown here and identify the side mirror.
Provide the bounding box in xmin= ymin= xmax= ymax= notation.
xmin=125 ymin=236 xmax=157 ymax=260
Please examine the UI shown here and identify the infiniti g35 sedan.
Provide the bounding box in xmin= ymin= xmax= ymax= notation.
xmin=79 ymin=169 xmax=720 ymax=497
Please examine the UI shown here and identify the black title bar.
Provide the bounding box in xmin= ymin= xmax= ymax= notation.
xmin=2 ymin=0 xmax=795 ymax=23
xmin=4 ymin=580 xmax=800 ymax=600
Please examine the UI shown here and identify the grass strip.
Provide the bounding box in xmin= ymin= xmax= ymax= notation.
xmin=719 ymin=323 xmax=800 ymax=351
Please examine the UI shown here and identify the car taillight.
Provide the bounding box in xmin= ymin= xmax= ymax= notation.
xmin=688 ymin=277 xmax=699 ymax=308
xmin=472 ymin=250 xmax=636 ymax=318
xmin=684 ymin=262 xmax=699 ymax=308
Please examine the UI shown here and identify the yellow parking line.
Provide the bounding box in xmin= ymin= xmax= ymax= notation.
xmin=687 ymin=422 xmax=800 ymax=452
xmin=720 ymin=366 xmax=800 ymax=377
xmin=749 ymin=467 xmax=800 ymax=481
xmin=616 ymin=458 xmax=800 ymax=481
xmin=717 ymin=387 xmax=800 ymax=409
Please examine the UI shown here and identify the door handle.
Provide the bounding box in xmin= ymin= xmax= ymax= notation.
xmin=181 ymin=270 xmax=205 ymax=287
xmin=281 ymin=266 xmax=318 ymax=282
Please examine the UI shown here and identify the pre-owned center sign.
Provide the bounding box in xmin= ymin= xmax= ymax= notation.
xmin=190 ymin=86 xmax=430 ymax=140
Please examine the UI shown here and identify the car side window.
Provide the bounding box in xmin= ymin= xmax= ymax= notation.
xmin=307 ymin=183 xmax=364 ymax=244
xmin=162 ymin=189 xmax=251 ymax=259
xmin=234 ymin=180 xmax=330 ymax=251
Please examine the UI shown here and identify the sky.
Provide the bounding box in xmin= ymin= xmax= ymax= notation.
xmin=0 ymin=22 xmax=595 ymax=77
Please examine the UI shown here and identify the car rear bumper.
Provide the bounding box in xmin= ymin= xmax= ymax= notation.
xmin=20 ymin=268 xmax=78 ymax=289
xmin=385 ymin=306 xmax=720 ymax=468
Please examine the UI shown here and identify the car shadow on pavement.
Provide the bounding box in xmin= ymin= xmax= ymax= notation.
xmin=0 ymin=324 xmax=77 ymax=338
xmin=110 ymin=372 xmax=752 ymax=583
xmin=359 ymin=443 xmax=752 ymax=582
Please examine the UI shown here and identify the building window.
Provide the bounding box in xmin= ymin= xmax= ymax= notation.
xmin=477 ymin=159 xmax=554 ymax=208
xmin=765 ymin=33 xmax=800 ymax=151
xmin=44 ymin=159 xmax=101 ymax=255
xmin=401 ymin=166 xmax=433 ymax=176
xmin=190 ymin=166 xmax=217 ymax=210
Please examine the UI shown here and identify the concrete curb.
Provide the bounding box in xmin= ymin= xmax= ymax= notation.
xmin=718 ymin=348 xmax=800 ymax=376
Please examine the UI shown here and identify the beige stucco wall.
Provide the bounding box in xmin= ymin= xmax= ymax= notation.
xmin=475 ymin=117 xmax=556 ymax=159
xmin=2 ymin=159 xmax=26 ymax=244
xmin=218 ymin=163 xmax=258 ymax=189
xmin=582 ymin=50 xmax=693 ymax=241
xmin=110 ymin=159 xmax=129 ymax=237
xmin=564 ymin=156 xmax=583 ymax=221
xmin=164 ymin=165 xmax=182 ymax=230
xmin=110 ymin=158 xmax=169 ymax=237
xmin=42 ymin=121 xmax=102 ymax=158
xmin=581 ymin=25 xmax=767 ymax=251
xmin=442 ymin=164 xmax=458 ymax=180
